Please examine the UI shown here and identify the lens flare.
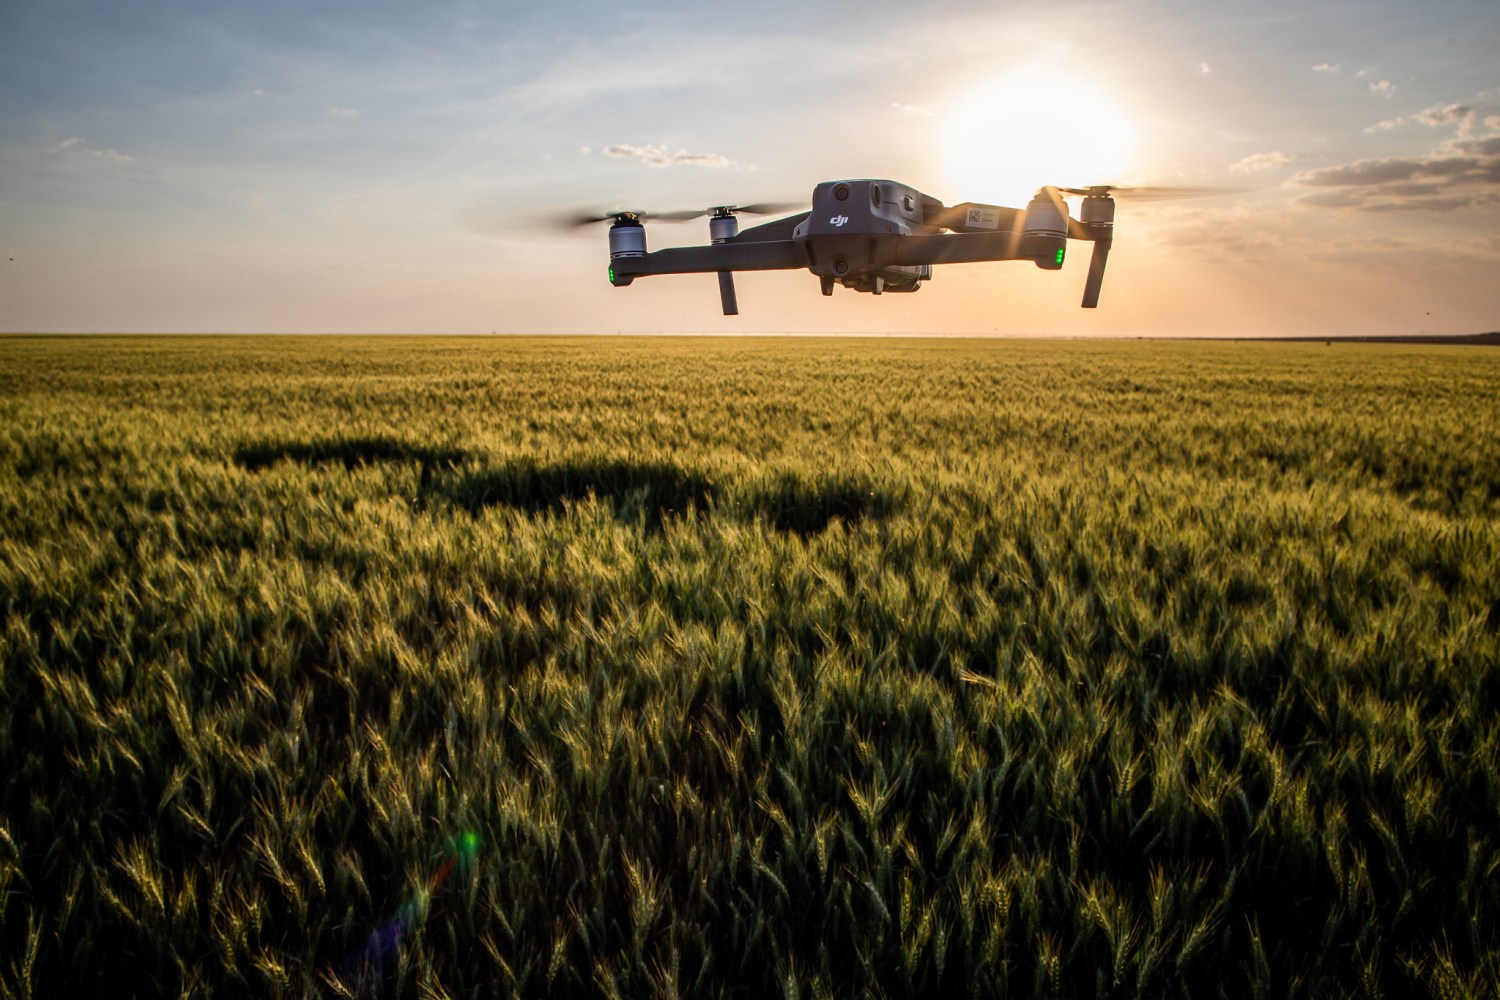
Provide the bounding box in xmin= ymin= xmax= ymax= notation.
xmin=341 ymin=831 xmax=482 ymax=993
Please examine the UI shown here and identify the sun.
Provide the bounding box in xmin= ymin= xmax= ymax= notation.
xmin=941 ymin=68 xmax=1135 ymax=207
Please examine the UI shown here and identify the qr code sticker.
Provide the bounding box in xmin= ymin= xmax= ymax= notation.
xmin=965 ymin=208 xmax=999 ymax=229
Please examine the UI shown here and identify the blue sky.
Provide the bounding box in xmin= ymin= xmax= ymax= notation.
xmin=1 ymin=0 xmax=1496 ymax=335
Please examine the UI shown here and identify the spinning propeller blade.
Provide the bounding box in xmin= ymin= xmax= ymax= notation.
xmin=1051 ymin=184 xmax=1244 ymax=201
xmin=726 ymin=201 xmax=804 ymax=216
xmin=561 ymin=209 xmax=699 ymax=227
xmin=559 ymin=201 xmax=804 ymax=229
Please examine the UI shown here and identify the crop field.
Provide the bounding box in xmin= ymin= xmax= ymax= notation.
xmin=1 ymin=334 xmax=1497 ymax=998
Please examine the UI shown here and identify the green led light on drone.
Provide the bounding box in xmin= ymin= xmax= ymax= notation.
xmin=1055 ymin=247 xmax=1066 ymax=265
xmin=608 ymin=266 xmax=615 ymax=283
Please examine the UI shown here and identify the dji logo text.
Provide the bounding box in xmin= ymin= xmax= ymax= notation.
xmin=829 ymin=215 xmax=849 ymax=227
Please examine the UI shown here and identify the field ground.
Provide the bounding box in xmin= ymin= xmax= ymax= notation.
xmin=1 ymin=335 xmax=1497 ymax=997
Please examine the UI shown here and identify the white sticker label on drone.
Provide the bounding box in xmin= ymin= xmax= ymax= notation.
xmin=965 ymin=207 xmax=1000 ymax=230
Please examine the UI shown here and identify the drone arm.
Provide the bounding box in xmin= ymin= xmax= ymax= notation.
xmin=610 ymin=240 xmax=806 ymax=281
xmin=894 ymin=228 xmax=1112 ymax=308
xmin=889 ymin=232 xmax=1029 ymax=266
xmin=730 ymin=212 xmax=810 ymax=242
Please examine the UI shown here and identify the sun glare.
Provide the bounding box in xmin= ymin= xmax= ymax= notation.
xmin=941 ymin=68 xmax=1135 ymax=207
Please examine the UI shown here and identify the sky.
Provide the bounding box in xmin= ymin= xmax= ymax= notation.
xmin=1 ymin=0 xmax=1497 ymax=337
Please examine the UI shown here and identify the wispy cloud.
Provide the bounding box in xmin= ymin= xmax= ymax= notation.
xmin=1364 ymin=102 xmax=1487 ymax=136
xmin=1369 ymin=79 xmax=1397 ymax=98
xmin=1415 ymin=103 xmax=1473 ymax=127
xmin=601 ymin=143 xmax=732 ymax=168
xmin=1230 ymin=151 xmax=1293 ymax=174
xmin=1312 ymin=63 xmax=1341 ymax=75
xmin=891 ymin=102 xmax=933 ymax=117
xmin=1150 ymin=203 xmax=1288 ymax=262
xmin=504 ymin=29 xmax=840 ymax=112
xmin=47 ymin=137 xmax=135 ymax=163
xmin=1295 ymin=133 xmax=1500 ymax=211
xmin=328 ymin=106 xmax=358 ymax=118
xmin=1197 ymin=62 xmax=1213 ymax=75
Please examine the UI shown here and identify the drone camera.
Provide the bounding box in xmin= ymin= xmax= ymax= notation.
xmin=836 ymin=264 xmax=930 ymax=294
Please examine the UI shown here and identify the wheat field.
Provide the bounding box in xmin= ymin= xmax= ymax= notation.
xmin=1 ymin=334 xmax=1497 ymax=998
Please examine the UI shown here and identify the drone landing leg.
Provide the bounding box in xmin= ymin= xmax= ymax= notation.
xmin=717 ymin=271 xmax=738 ymax=315
xmin=1081 ymin=239 xmax=1111 ymax=309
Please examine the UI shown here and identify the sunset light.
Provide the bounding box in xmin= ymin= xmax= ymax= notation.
xmin=2 ymin=2 xmax=1499 ymax=994
xmin=0 ymin=1 xmax=1495 ymax=336
xmin=942 ymin=69 xmax=1135 ymax=209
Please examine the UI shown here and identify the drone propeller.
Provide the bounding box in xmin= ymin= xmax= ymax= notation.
xmin=1049 ymin=184 xmax=1243 ymax=201
xmin=564 ymin=200 xmax=807 ymax=315
xmin=562 ymin=201 xmax=804 ymax=229
xmin=562 ymin=209 xmax=699 ymax=227
xmin=701 ymin=203 xmax=803 ymax=317
xmin=1040 ymin=184 xmax=1244 ymax=308
xmin=716 ymin=201 xmax=804 ymax=216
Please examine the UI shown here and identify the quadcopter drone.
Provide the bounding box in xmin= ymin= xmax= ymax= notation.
xmin=570 ymin=179 xmax=1210 ymax=315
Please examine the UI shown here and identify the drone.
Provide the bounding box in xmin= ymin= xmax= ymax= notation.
xmin=569 ymin=179 xmax=1215 ymax=315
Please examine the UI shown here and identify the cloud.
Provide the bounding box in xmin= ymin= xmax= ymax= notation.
xmin=1367 ymin=102 xmax=1484 ymax=135
xmin=47 ymin=136 xmax=135 ymax=163
xmin=1149 ymin=203 xmax=1288 ymax=262
xmin=1369 ymin=79 xmax=1397 ymax=98
xmin=891 ymin=102 xmax=933 ymax=117
xmin=600 ymin=143 xmax=732 ymax=168
xmin=1312 ymin=63 xmax=1341 ymax=75
xmin=1415 ymin=103 xmax=1473 ymax=127
xmin=1197 ymin=62 xmax=1212 ymax=75
xmin=1294 ymin=133 xmax=1500 ymax=211
xmin=328 ymin=106 xmax=358 ymax=118
xmin=1301 ymin=159 xmax=1423 ymax=186
xmin=504 ymin=29 xmax=837 ymax=112
xmin=1230 ymin=151 xmax=1293 ymax=174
